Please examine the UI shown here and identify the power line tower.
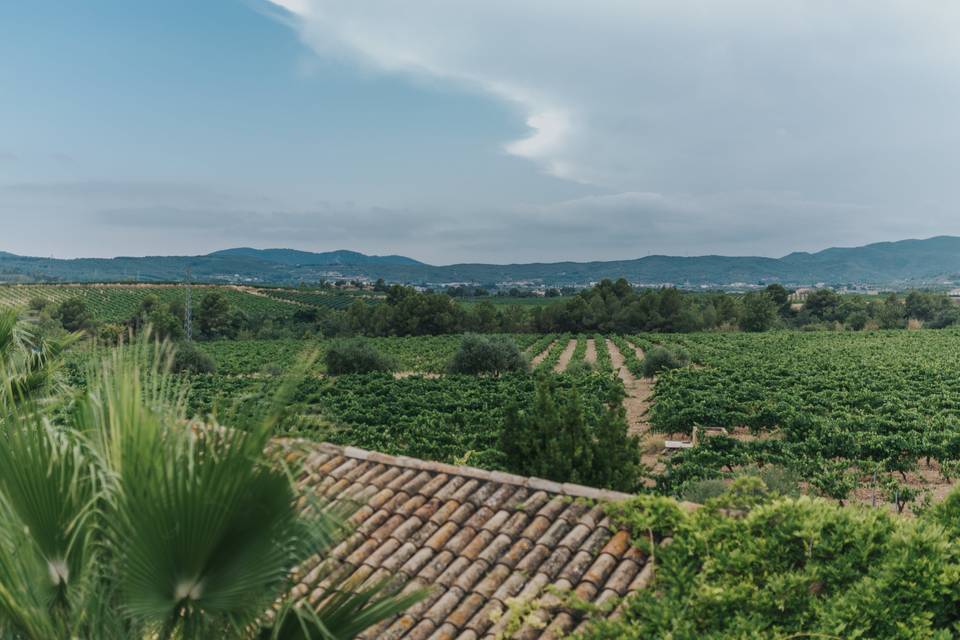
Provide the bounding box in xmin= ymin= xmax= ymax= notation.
xmin=184 ymin=267 xmax=193 ymax=341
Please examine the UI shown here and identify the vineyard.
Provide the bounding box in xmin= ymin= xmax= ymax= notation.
xmin=196 ymin=334 xmax=543 ymax=375
xmin=49 ymin=300 xmax=960 ymax=510
xmin=642 ymin=330 xmax=960 ymax=501
xmin=189 ymin=370 xmax=622 ymax=471
xmin=0 ymin=284 xmax=297 ymax=322
xmin=257 ymin=287 xmax=383 ymax=310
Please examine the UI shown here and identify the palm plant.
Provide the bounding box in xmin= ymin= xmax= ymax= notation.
xmin=0 ymin=336 xmax=421 ymax=639
xmin=0 ymin=309 xmax=80 ymax=408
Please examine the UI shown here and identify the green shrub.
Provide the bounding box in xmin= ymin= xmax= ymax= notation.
xmin=585 ymin=486 xmax=960 ymax=639
xmin=500 ymin=375 xmax=643 ymax=492
xmin=641 ymin=345 xmax=690 ymax=377
xmin=448 ymin=334 xmax=527 ymax=375
xmin=680 ymin=478 xmax=728 ymax=503
xmin=55 ymin=297 xmax=93 ymax=332
xmin=564 ymin=359 xmax=595 ymax=376
xmin=172 ymin=340 xmax=217 ymax=374
xmin=325 ymin=338 xmax=394 ymax=374
xmin=754 ymin=464 xmax=803 ymax=498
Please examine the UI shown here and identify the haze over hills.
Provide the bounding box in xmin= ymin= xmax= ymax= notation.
xmin=2 ymin=236 xmax=960 ymax=289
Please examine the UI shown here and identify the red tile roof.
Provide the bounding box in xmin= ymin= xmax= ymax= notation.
xmin=280 ymin=440 xmax=676 ymax=639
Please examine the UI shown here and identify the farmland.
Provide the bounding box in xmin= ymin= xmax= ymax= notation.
xmin=183 ymin=334 xmax=619 ymax=472
xmin=194 ymin=334 xmax=543 ymax=375
xmin=639 ymin=330 xmax=960 ymax=503
xmin=18 ymin=280 xmax=960 ymax=510
xmin=0 ymin=284 xmax=298 ymax=322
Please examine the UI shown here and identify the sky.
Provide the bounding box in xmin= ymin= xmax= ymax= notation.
xmin=3 ymin=1 xmax=960 ymax=264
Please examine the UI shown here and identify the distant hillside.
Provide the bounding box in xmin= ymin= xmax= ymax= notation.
xmin=208 ymin=248 xmax=423 ymax=267
xmin=2 ymin=237 xmax=960 ymax=288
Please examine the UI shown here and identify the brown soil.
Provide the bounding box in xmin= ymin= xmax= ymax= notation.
xmin=530 ymin=341 xmax=555 ymax=367
xmin=584 ymin=339 xmax=597 ymax=364
xmin=606 ymin=339 xmax=652 ymax=438
xmin=553 ymin=339 xmax=578 ymax=373
xmin=848 ymin=460 xmax=958 ymax=516
xmin=393 ymin=371 xmax=442 ymax=380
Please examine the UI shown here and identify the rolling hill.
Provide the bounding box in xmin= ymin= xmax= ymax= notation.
xmin=2 ymin=237 xmax=960 ymax=288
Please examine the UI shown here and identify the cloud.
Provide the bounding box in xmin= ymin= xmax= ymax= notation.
xmin=263 ymin=0 xmax=960 ymax=205
xmin=2 ymin=177 xmax=958 ymax=263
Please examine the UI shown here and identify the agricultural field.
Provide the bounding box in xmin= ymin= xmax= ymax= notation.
xmin=257 ymin=287 xmax=383 ymax=310
xmin=642 ymin=330 xmax=960 ymax=504
xmin=0 ymin=284 xmax=297 ymax=322
xmin=185 ymin=334 xmax=623 ymax=472
xmin=40 ymin=279 xmax=960 ymax=512
xmin=195 ymin=333 xmax=544 ymax=375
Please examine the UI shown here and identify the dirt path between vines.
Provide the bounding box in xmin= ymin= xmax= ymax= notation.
xmin=553 ymin=339 xmax=578 ymax=373
xmin=606 ymin=339 xmax=661 ymax=474
xmin=606 ymin=339 xmax=649 ymax=433
xmin=584 ymin=339 xmax=597 ymax=365
xmin=531 ymin=341 xmax=555 ymax=367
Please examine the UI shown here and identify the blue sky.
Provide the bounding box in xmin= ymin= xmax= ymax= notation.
xmin=3 ymin=1 xmax=960 ymax=263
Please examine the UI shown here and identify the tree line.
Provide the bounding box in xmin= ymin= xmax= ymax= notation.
xmin=30 ymin=281 xmax=960 ymax=340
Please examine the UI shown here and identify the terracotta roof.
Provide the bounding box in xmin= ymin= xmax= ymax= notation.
xmin=280 ymin=440 xmax=672 ymax=640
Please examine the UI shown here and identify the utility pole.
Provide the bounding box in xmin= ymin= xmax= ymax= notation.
xmin=184 ymin=267 xmax=193 ymax=341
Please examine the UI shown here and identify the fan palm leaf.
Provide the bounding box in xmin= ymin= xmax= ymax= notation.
xmin=0 ymin=335 xmax=424 ymax=639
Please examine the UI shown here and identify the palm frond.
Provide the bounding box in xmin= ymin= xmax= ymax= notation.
xmin=0 ymin=408 xmax=99 ymax=639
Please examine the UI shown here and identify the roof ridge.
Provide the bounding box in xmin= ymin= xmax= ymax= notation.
xmin=283 ymin=439 xmax=637 ymax=503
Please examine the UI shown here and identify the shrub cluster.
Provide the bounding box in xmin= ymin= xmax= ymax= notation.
xmin=447 ymin=334 xmax=527 ymax=375
xmin=588 ymin=479 xmax=960 ymax=639
xmin=641 ymin=345 xmax=690 ymax=377
xmin=171 ymin=340 xmax=217 ymax=374
xmin=325 ymin=338 xmax=394 ymax=374
xmin=500 ymin=375 xmax=643 ymax=492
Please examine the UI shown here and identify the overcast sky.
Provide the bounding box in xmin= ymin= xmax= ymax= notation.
xmin=3 ymin=1 xmax=960 ymax=264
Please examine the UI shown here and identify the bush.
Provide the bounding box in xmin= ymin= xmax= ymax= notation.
xmin=586 ymin=486 xmax=960 ymax=640
xmin=55 ymin=297 xmax=93 ymax=333
xmin=171 ymin=340 xmax=217 ymax=374
xmin=325 ymin=338 xmax=394 ymax=374
xmin=448 ymin=334 xmax=527 ymax=375
xmin=754 ymin=465 xmax=802 ymax=498
xmin=641 ymin=345 xmax=690 ymax=377
xmin=680 ymin=478 xmax=729 ymax=503
xmin=500 ymin=375 xmax=643 ymax=492
xmin=564 ymin=359 xmax=595 ymax=376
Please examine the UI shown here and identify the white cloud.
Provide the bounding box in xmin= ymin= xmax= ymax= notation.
xmin=263 ymin=0 xmax=960 ymax=201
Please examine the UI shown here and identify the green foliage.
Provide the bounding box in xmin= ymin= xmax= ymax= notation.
xmin=593 ymin=334 xmax=612 ymax=371
xmin=197 ymin=291 xmax=240 ymax=339
xmin=500 ymin=375 xmax=644 ymax=491
xmin=171 ymin=340 xmax=217 ymax=374
xmin=0 ymin=341 xmax=421 ymax=639
xmin=128 ymin=294 xmax=184 ymax=341
xmin=739 ymin=291 xmax=778 ymax=332
xmin=232 ymin=370 xmax=624 ymax=473
xmin=0 ymin=309 xmax=79 ymax=407
xmin=645 ymin=330 xmax=960 ymax=493
xmin=679 ymin=478 xmax=729 ymax=503
xmin=534 ymin=279 xmax=739 ymax=334
xmin=584 ymin=488 xmax=960 ymax=640
xmin=447 ymin=334 xmax=527 ymax=375
xmin=810 ymin=460 xmax=859 ymax=504
xmin=0 ymin=285 xmax=295 ymax=325
xmin=640 ymin=345 xmax=690 ymax=377
xmin=324 ymin=338 xmax=395 ymax=374
xmin=534 ymin=334 xmax=574 ymax=372
xmin=54 ymin=297 xmax=93 ymax=332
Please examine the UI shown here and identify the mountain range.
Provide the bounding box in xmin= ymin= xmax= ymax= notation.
xmin=2 ymin=237 xmax=960 ymax=289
